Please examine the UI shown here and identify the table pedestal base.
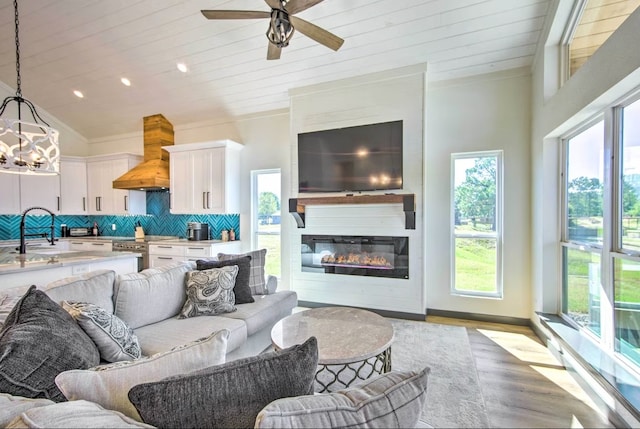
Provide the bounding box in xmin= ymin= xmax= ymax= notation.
xmin=315 ymin=346 xmax=392 ymax=393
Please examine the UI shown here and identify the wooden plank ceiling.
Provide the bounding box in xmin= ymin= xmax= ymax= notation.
xmin=0 ymin=0 xmax=551 ymax=140
xmin=570 ymin=0 xmax=640 ymax=76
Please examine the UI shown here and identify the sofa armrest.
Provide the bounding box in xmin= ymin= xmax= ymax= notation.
xmin=265 ymin=275 xmax=278 ymax=294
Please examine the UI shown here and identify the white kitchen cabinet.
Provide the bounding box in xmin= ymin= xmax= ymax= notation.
xmin=86 ymin=153 xmax=146 ymax=215
xmin=148 ymin=241 xmax=242 ymax=268
xmin=59 ymin=156 xmax=88 ymax=215
xmin=0 ymin=173 xmax=20 ymax=214
xmin=68 ymin=240 xmax=112 ymax=252
xmin=163 ymin=140 xmax=242 ymax=214
xmin=19 ymin=174 xmax=61 ymax=213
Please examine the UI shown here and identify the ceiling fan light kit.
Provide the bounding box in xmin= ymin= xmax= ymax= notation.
xmin=0 ymin=0 xmax=60 ymax=175
xmin=201 ymin=0 xmax=343 ymax=60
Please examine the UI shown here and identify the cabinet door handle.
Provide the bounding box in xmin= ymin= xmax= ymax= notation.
xmin=92 ymin=243 xmax=106 ymax=246
xmin=57 ymin=196 xmax=60 ymax=211
xmin=158 ymin=246 xmax=173 ymax=249
xmin=96 ymin=197 xmax=100 ymax=211
xmin=82 ymin=197 xmax=86 ymax=211
xmin=124 ymin=195 xmax=128 ymax=211
xmin=158 ymin=256 xmax=173 ymax=260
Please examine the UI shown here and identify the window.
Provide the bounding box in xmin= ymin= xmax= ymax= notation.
xmin=561 ymin=94 xmax=640 ymax=370
xmin=451 ymin=152 xmax=503 ymax=298
xmin=252 ymin=169 xmax=281 ymax=278
xmin=564 ymin=0 xmax=640 ymax=79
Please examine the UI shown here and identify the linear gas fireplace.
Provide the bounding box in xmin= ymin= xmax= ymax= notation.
xmin=301 ymin=235 xmax=409 ymax=279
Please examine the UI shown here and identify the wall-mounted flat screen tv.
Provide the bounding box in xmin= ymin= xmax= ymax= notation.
xmin=298 ymin=120 xmax=403 ymax=193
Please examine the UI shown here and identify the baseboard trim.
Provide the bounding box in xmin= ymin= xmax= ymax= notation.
xmin=297 ymin=301 xmax=426 ymax=321
xmin=426 ymin=308 xmax=530 ymax=326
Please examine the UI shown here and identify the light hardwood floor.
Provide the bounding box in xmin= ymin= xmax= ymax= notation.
xmin=427 ymin=316 xmax=616 ymax=428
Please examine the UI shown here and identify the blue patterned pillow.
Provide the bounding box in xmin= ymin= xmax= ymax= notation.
xmin=62 ymin=301 xmax=141 ymax=363
xmin=178 ymin=266 xmax=239 ymax=318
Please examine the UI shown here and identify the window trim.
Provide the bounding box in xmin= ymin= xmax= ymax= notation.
xmin=450 ymin=150 xmax=504 ymax=299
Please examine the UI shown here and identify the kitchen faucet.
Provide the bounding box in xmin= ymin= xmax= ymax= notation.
xmin=19 ymin=206 xmax=55 ymax=254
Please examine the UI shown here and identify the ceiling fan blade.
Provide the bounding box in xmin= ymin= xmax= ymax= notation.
xmin=264 ymin=0 xmax=282 ymax=9
xmin=201 ymin=10 xmax=271 ymax=20
xmin=285 ymin=0 xmax=325 ymax=15
xmin=267 ymin=43 xmax=282 ymax=60
xmin=290 ymin=16 xmax=344 ymax=51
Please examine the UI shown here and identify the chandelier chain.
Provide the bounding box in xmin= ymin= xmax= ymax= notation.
xmin=13 ymin=0 xmax=21 ymax=98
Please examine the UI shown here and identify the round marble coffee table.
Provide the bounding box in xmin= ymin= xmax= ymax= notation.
xmin=271 ymin=306 xmax=395 ymax=392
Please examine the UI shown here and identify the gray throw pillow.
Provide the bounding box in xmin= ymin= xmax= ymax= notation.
xmin=0 ymin=286 xmax=100 ymax=402
xmin=62 ymin=301 xmax=141 ymax=362
xmin=178 ymin=266 xmax=239 ymax=318
xmin=218 ymin=249 xmax=267 ymax=295
xmin=196 ymin=256 xmax=254 ymax=304
xmin=128 ymin=336 xmax=319 ymax=429
xmin=255 ymin=367 xmax=431 ymax=429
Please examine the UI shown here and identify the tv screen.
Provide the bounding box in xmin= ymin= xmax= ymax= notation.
xmin=297 ymin=120 xmax=403 ymax=193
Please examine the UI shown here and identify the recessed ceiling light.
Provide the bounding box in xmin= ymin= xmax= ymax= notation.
xmin=176 ymin=62 xmax=188 ymax=73
xmin=121 ymin=77 xmax=131 ymax=86
xmin=73 ymin=90 xmax=84 ymax=98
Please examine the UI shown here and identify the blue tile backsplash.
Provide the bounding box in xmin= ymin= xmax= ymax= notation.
xmin=0 ymin=190 xmax=240 ymax=241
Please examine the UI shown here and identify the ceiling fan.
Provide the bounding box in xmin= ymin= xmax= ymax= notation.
xmin=201 ymin=0 xmax=344 ymax=60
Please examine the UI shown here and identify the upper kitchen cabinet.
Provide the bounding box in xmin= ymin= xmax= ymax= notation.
xmin=0 ymin=173 xmax=20 ymax=214
xmin=86 ymin=153 xmax=146 ymax=215
xmin=59 ymin=156 xmax=88 ymax=215
xmin=164 ymin=140 xmax=243 ymax=214
xmin=19 ymin=173 xmax=61 ymax=213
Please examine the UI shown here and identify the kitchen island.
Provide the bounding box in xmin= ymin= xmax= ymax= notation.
xmin=0 ymin=247 xmax=140 ymax=292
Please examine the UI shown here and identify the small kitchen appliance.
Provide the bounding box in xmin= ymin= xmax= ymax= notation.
xmin=187 ymin=222 xmax=209 ymax=241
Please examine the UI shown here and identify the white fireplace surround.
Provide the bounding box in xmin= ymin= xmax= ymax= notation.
xmin=287 ymin=66 xmax=426 ymax=316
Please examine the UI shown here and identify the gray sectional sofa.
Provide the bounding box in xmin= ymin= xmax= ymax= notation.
xmin=1 ymin=260 xmax=297 ymax=362
xmin=0 ymin=260 xmax=431 ymax=428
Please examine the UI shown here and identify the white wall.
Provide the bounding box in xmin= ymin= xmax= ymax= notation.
xmin=287 ymin=65 xmax=426 ymax=315
xmin=426 ymin=67 xmax=532 ymax=319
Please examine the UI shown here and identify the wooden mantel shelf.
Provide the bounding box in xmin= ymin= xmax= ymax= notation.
xmin=288 ymin=194 xmax=416 ymax=229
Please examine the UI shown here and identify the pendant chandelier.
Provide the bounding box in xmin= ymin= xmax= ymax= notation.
xmin=0 ymin=0 xmax=59 ymax=175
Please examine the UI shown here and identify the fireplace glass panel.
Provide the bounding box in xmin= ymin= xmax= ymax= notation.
xmin=301 ymin=235 xmax=408 ymax=279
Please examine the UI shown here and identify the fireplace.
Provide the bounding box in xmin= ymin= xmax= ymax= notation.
xmin=301 ymin=235 xmax=409 ymax=279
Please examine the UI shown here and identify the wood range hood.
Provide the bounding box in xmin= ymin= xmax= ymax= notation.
xmin=113 ymin=114 xmax=174 ymax=190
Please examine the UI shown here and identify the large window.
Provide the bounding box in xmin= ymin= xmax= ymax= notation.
xmin=561 ymin=94 xmax=640 ymax=369
xmin=451 ymin=152 xmax=503 ymax=298
xmin=252 ymin=169 xmax=281 ymax=278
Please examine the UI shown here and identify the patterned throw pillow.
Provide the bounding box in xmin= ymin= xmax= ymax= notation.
xmin=62 ymin=301 xmax=141 ymax=363
xmin=218 ymin=249 xmax=267 ymax=295
xmin=0 ymin=286 xmax=100 ymax=402
xmin=196 ymin=256 xmax=254 ymax=304
xmin=254 ymin=367 xmax=431 ymax=429
xmin=178 ymin=266 xmax=239 ymax=319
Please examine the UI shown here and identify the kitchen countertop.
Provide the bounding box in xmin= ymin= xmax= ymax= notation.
xmin=0 ymin=247 xmax=141 ymax=274
xmin=147 ymin=239 xmax=239 ymax=245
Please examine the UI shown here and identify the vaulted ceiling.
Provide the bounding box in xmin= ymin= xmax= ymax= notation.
xmin=0 ymin=0 xmax=551 ymax=140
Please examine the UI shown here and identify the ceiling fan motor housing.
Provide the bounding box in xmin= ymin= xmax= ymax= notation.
xmin=267 ymin=9 xmax=294 ymax=47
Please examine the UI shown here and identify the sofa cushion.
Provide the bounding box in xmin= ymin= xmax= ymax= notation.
xmin=196 ymin=256 xmax=254 ymax=304
xmin=55 ymin=329 xmax=229 ymax=422
xmin=254 ymin=367 xmax=431 ymax=429
xmin=218 ymin=291 xmax=298 ymax=336
xmin=178 ymin=266 xmax=239 ymax=318
xmin=62 ymin=301 xmax=141 ymax=362
xmin=44 ymin=270 xmax=116 ymax=313
xmin=114 ymin=262 xmax=194 ymax=329
xmin=0 ymin=393 xmax=55 ymax=428
xmin=133 ymin=314 xmax=247 ymax=356
xmin=128 ymin=336 xmax=318 ymax=429
xmin=0 ymin=286 xmax=100 ymax=402
xmin=218 ymin=248 xmax=267 ymax=295
xmin=0 ymin=294 xmax=22 ymax=330
xmin=6 ymin=400 xmax=154 ymax=428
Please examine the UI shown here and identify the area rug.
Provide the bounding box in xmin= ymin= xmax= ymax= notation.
xmin=389 ymin=319 xmax=490 ymax=428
